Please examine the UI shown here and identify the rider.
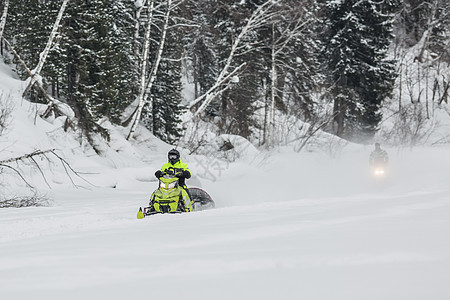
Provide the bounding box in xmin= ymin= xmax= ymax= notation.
xmin=155 ymin=148 xmax=192 ymax=194
xmin=369 ymin=143 xmax=389 ymax=167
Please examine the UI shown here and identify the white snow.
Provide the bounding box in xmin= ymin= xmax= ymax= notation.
xmin=1 ymin=58 xmax=450 ymax=300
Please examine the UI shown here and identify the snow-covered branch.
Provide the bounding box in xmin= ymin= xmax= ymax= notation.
xmin=0 ymin=149 xmax=92 ymax=189
xmin=189 ymin=62 xmax=247 ymax=119
xmin=188 ymin=0 xmax=280 ymax=120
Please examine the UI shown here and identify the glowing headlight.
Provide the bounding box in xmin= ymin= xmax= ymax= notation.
xmin=375 ymin=169 xmax=384 ymax=175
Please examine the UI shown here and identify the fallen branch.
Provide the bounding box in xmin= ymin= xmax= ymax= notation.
xmin=0 ymin=164 xmax=34 ymax=188
xmin=0 ymin=149 xmax=93 ymax=188
xmin=0 ymin=149 xmax=55 ymax=164
xmin=0 ymin=191 xmax=50 ymax=208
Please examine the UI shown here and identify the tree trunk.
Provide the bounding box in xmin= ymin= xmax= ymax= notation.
xmin=333 ymin=98 xmax=346 ymax=137
xmin=262 ymin=80 xmax=269 ymax=146
xmin=22 ymin=0 xmax=69 ymax=97
xmin=0 ymin=0 xmax=9 ymax=42
xmin=268 ymin=24 xmax=277 ymax=148
xmin=128 ymin=0 xmax=172 ymax=140
xmin=127 ymin=0 xmax=154 ymax=140
xmin=134 ymin=0 xmax=147 ymax=72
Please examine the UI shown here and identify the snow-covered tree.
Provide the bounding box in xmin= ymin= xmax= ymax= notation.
xmin=22 ymin=0 xmax=69 ymax=99
xmin=260 ymin=0 xmax=322 ymax=147
xmin=145 ymin=7 xmax=185 ymax=144
xmin=6 ymin=1 xmax=60 ymax=84
xmin=182 ymin=0 xmax=218 ymax=105
xmin=321 ymin=0 xmax=399 ymax=141
xmin=60 ymin=0 xmax=137 ymax=142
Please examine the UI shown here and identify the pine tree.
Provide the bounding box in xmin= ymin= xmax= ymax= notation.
xmin=182 ymin=0 xmax=218 ymax=104
xmin=91 ymin=0 xmax=137 ymax=124
xmin=6 ymin=0 xmax=61 ymax=95
xmin=149 ymin=24 xmax=185 ymax=144
xmin=321 ymin=0 xmax=398 ymax=141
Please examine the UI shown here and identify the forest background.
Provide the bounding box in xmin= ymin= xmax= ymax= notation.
xmin=0 ymin=0 xmax=449 ymax=153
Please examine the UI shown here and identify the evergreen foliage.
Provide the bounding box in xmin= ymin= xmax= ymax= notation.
xmin=321 ymin=0 xmax=398 ymax=141
xmin=1 ymin=0 xmax=448 ymax=147
xmin=149 ymin=15 xmax=185 ymax=144
xmin=6 ymin=1 xmax=60 ymax=87
xmin=183 ymin=0 xmax=218 ymax=101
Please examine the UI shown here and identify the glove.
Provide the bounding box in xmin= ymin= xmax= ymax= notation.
xmin=182 ymin=170 xmax=191 ymax=179
xmin=155 ymin=170 xmax=163 ymax=178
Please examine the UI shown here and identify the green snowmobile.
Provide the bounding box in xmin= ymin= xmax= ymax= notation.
xmin=137 ymin=173 xmax=191 ymax=219
xmin=137 ymin=172 xmax=214 ymax=219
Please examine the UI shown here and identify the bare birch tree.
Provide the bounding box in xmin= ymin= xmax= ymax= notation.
xmin=126 ymin=0 xmax=155 ymax=140
xmin=134 ymin=0 xmax=147 ymax=59
xmin=0 ymin=0 xmax=9 ymax=42
xmin=127 ymin=0 xmax=174 ymax=140
xmin=22 ymin=0 xmax=69 ymax=98
xmin=187 ymin=0 xmax=280 ymax=121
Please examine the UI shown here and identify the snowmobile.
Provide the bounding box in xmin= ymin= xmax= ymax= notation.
xmin=137 ymin=172 xmax=215 ymax=219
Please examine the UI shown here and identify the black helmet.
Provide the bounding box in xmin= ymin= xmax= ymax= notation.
xmin=168 ymin=149 xmax=180 ymax=165
xmin=375 ymin=142 xmax=380 ymax=149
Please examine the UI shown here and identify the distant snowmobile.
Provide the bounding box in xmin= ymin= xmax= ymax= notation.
xmin=371 ymin=163 xmax=388 ymax=180
xmin=137 ymin=172 xmax=215 ymax=219
xmin=369 ymin=143 xmax=389 ymax=180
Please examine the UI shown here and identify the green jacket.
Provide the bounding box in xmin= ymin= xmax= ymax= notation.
xmin=161 ymin=160 xmax=191 ymax=186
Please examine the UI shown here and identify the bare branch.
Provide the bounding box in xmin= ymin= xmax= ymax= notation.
xmin=50 ymin=150 xmax=96 ymax=187
xmin=29 ymin=156 xmax=52 ymax=189
xmin=188 ymin=0 xmax=280 ymax=119
xmin=0 ymin=149 xmax=94 ymax=189
xmin=189 ymin=62 xmax=247 ymax=109
xmin=0 ymin=164 xmax=34 ymax=188
xmin=0 ymin=149 xmax=55 ymax=165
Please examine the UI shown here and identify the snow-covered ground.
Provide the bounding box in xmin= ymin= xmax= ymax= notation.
xmin=1 ymin=60 xmax=450 ymax=300
xmin=2 ymin=145 xmax=450 ymax=299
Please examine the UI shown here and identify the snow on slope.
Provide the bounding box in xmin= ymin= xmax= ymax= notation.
xmin=1 ymin=59 xmax=450 ymax=300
